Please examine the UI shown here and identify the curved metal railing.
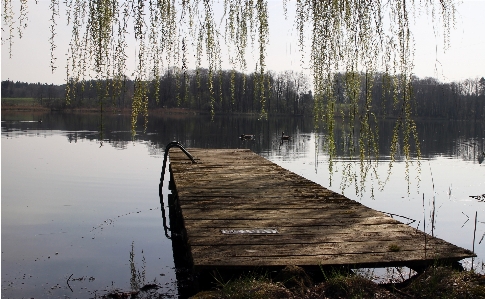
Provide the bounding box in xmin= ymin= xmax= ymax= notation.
xmin=159 ymin=141 xmax=196 ymax=193
xmin=159 ymin=141 xmax=196 ymax=238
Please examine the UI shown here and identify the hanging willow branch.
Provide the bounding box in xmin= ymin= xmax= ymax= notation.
xmin=2 ymin=0 xmax=456 ymax=165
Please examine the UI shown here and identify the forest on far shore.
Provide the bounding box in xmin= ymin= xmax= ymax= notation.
xmin=2 ymin=69 xmax=484 ymax=120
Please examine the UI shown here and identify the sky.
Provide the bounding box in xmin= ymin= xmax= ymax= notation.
xmin=1 ymin=0 xmax=484 ymax=85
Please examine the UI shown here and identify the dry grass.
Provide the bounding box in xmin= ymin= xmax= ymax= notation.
xmin=399 ymin=266 xmax=485 ymax=298
xmin=189 ymin=265 xmax=485 ymax=299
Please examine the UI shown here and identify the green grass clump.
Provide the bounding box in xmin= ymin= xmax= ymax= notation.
xmin=388 ymin=244 xmax=401 ymax=252
xmin=315 ymin=274 xmax=392 ymax=298
xmin=198 ymin=272 xmax=292 ymax=299
xmin=401 ymin=266 xmax=485 ymax=298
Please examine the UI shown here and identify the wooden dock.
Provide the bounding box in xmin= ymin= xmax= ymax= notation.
xmin=167 ymin=148 xmax=474 ymax=271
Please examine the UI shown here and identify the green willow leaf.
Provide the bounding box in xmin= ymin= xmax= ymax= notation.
xmin=2 ymin=0 xmax=455 ymax=172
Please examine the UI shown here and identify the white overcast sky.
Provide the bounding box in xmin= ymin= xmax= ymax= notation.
xmin=1 ymin=0 xmax=484 ymax=85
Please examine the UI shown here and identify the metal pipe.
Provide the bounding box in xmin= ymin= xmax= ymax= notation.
xmin=159 ymin=141 xmax=196 ymax=238
xmin=160 ymin=141 xmax=196 ymax=196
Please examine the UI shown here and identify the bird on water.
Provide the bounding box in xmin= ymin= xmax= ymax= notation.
xmin=240 ymin=134 xmax=254 ymax=140
xmin=281 ymin=132 xmax=291 ymax=141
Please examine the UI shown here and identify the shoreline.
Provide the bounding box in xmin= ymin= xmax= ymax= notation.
xmin=1 ymin=105 xmax=299 ymax=118
xmin=1 ymin=104 xmax=469 ymax=121
xmin=1 ymin=105 xmax=198 ymax=115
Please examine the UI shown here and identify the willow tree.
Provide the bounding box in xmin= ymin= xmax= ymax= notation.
xmin=3 ymin=0 xmax=456 ymax=190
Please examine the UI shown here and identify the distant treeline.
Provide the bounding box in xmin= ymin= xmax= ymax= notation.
xmin=332 ymin=74 xmax=485 ymax=120
xmin=2 ymin=71 xmax=484 ymax=119
xmin=1 ymin=69 xmax=312 ymax=115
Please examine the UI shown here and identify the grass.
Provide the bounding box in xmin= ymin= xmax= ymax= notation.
xmin=96 ymin=264 xmax=485 ymax=298
xmin=209 ymin=272 xmax=293 ymax=299
xmin=399 ymin=266 xmax=485 ymax=298
xmin=187 ymin=265 xmax=485 ymax=299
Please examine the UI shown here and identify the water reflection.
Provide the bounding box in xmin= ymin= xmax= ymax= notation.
xmin=455 ymin=138 xmax=485 ymax=164
xmin=2 ymin=111 xmax=484 ymax=297
xmin=3 ymin=112 xmax=483 ymax=161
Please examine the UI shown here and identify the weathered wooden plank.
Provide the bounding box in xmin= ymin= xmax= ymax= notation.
xmin=167 ymin=148 xmax=475 ymax=270
xmin=180 ymin=201 xmax=372 ymax=210
xmin=180 ymin=208 xmax=386 ymax=220
xmin=188 ymin=233 xmax=423 ymax=246
xmin=190 ymin=251 xmax=468 ymax=268
xmin=190 ymin=241 xmax=470 ymax=259
xmin=184 ymin=222 xmax=435 ymax=247
xmin=184 ymin=224 xmax=420 ymax=238
xmin=182 ymin=217 xmax=403 ymax=228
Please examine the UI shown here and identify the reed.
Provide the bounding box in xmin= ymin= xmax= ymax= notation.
xmin=129 ymin=241 xmax=146 ymax=291
xmin=473 ymin=211 xmax=478 ymax=272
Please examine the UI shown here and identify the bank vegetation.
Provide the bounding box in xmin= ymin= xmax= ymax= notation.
xmin=2 ymin=73 xmax=484 ymax=120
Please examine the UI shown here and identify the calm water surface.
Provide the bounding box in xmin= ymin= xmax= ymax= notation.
xmin=2 ymin=111 xmax=484 ymax=298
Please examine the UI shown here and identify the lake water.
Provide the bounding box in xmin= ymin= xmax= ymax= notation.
xmin=2 ymin=111 xmax=484 ymax=298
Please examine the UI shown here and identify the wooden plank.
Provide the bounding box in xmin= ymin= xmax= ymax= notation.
xmin=185 ymin=225 xmax=423 ymax=240
xmin=167 ymin=148 xmax=475 ymax=270
xmin=190 ymin=241 xmax=468 ymax=259
xmin=189 ymin=251 xmax=467 ymax=268
xmin=182 ymin=217 xmax=402 ymax=228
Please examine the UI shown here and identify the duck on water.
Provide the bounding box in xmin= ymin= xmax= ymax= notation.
xmin=240 ymin=134 xmax=255 ymax=140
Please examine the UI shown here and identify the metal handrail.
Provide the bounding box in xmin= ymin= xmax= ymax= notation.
xmin=159 ymin=141 xmax=196 ymax=238
xmin=160 ymin=141 xmax=196 ymax=193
